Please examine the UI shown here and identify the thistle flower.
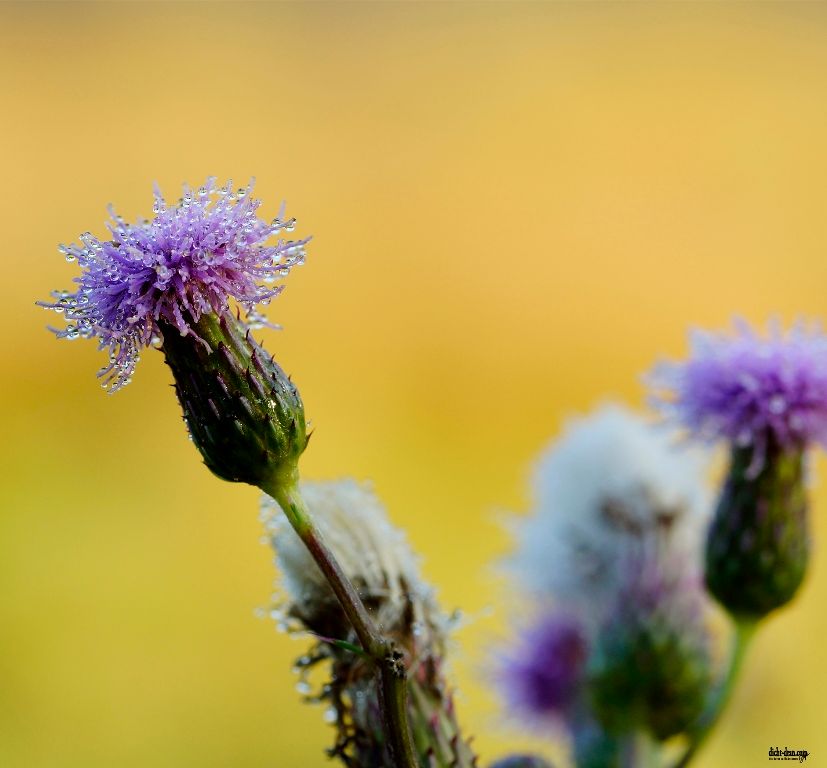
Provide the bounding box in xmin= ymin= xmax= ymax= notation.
xmin=509 ymin=404 xmax=711 ymax=623
xmin=41 ymin=178 xmax=310 ymax=490
xmin=648 ymin=320 xmax=827 ymax=473
xmin=40 ymin=177 xmax=308 ymax=392
xmin=499 ymin=613 xmax=588 ymax=723
xmin=649 ymin=321 xmax=827 ymax=619
xmin=262 ymin=480 xmax=475 ymax=768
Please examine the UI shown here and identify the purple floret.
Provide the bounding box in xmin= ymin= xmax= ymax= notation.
xmin=501 ymin=613 xmax=587 ymax=720
xmin=41 ymin=178 xmax=309 ymax=392
xmin=648 ymin=320 xmax=827 ymax=470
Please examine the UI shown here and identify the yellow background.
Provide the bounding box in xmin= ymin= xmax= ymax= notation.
xmin=2 ymin=2 xmax=826 ymax=766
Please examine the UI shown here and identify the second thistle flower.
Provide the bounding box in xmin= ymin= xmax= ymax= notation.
xmin=649 ymin=321 xmax=827 ymax=619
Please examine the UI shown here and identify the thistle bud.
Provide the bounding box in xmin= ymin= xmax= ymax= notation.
xmin=586 ymin=563 xmax=712 ymax=741
xmin=705 ymin=443 xmax=808 ymax=619
xmin=162 ymin=309 xmax=306 ymax=489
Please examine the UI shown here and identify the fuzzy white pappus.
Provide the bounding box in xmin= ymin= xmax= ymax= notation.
xmin=508 ymin=404 xmax=712 ymax=620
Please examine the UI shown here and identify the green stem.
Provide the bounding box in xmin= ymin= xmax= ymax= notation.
xmin=267 ymin=478 xmax=417 ymax=768
xmin=620 ymin=731 xmax=659 ymax=768
xmin=671 ymin=620 xmax=757 ymax=768
xmin=637 ymin=731 xmax=660 ymax=768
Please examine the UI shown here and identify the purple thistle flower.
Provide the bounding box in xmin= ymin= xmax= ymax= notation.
xmin=500 ymin=613 xmax=587 ymax=721
xmin=648 ymin=320 xmax=827 ymax=471
xmin=40 ymin=177 xmax=309 ymax=392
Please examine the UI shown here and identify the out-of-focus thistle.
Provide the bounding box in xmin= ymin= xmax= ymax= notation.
xmin=501 ymin=405 xmax=715 ymax=767
xmin=586 ymin=561 xmax=712 ymax=743
xmin=648 ymin=320 xmax=827 ymax=767
xmin=649 ymin=320 xmax=827 ymax=621
xmin=40 ymin=179 xmax=417 ymax=767
xmin=499 ymin=613 xmax=587 ymax=725
xmin=509 ymin=406 xmax=710 ymax=625
xmin=263 ymin=480 xmax=476 ymax=768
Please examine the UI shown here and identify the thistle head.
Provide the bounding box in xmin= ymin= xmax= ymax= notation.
xmin=499 ymin=612 xmax=588 ymax=724
xmin=648 ymin=319 xmax=827 ymax=472
xmin=648 ymin=320 xmax=825 ymax=619
xmin=41 ymin=178 xmax=310 ymax=492
xmin=41 ymin=177 xmax=308 ymax=392
xmin=586 ymin=557 xmax=713 ymax=741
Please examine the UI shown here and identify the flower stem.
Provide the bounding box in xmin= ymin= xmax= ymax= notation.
xmin=619 ymin=731 xmax=659 ymax=768
xmin=267 ymin=478 xmax=417 ymax=768
xmin=671 ymin=619 xmax=757 ymax=768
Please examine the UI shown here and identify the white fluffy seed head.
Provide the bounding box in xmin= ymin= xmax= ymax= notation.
xmin=261 ymin=479 xmax=446 ymax=647
xmin=508 ymin=404 xmax=712 ymax=621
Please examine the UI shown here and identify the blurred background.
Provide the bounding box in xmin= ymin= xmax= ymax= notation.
xmin=2 ymin=2 xmax=826 ymax=766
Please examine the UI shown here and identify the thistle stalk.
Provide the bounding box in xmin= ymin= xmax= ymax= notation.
xmin=266 ymin=479 xmax=417 ymax=768
xmin=266 ymin=479 xmax=476 ymax=767
xmin=671 ymin=620 xmax=756 ymax=768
